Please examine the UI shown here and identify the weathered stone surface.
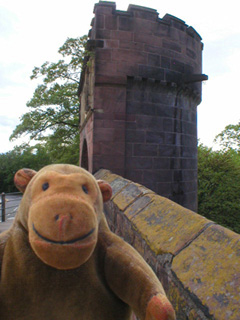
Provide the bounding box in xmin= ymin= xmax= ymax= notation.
xmin=172 ymin=224 xmax=240 ymax=320
xmin=96 ymin=170 xmax=240 ymax=319
xmin=127 ymin=194 xmax=210 ymax=255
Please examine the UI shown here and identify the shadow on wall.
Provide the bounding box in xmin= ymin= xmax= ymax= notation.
xmin=95 ymin=169 xmax=240 ymax=320
xmin=81 ymin=139 xmax=89 ymax=171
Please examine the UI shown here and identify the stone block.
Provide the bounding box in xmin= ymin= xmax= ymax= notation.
xmin=139 ymin=65 xmax=164 ymax=81
xmin=182 ymin=121 xmax=197 ymax=135
xmin=124 ymin=169 xmax=143 ymax=184
xmin=107 ymin=176 xmax=130 ymax=197
xmin=95 ymin=14 xmax=104 ymax=29
xmin=124 ymin=193 xmax=153 ymax=218
xmin=164 ymin=132 xmax=175 ymax=145
xmin=94 ymin=87 xmax=126 ymax=107
xmin=153 ymin=158 xmax=171 ymax=170
xmin=94 ymin=2 xmax=116 ymax=15
xmin=135 ymin=115 xmax=160 ymax=130
xmin=130 ymin=89 xmax=148 ymax=103
xmin=126 ymin=129 xmax=145 ymax=143
xmin=125 ymin=156 xmax=153 ymax=170
xmin=111 ymin=30 xmax=134 ymax=41
xmin=158 ymin=145 xmax=175 ymax=157
xmin=113 ymin=128 xmax=125 ymax=142
xmin=148 ymin=53 xmax=160 ymax=67
xmin=93 ymin=168 xmax=110 ymax=180
xmin=102 ymin=119 xmax=125 ymax=129
xmin=154 ymin=22 xmax=170 ymax=37
xmin=139 ymin=170 xmax=169 ymax=186
xmin=126 ymin=120 xmax=136 ymax=130
xmin=126 ymin=193 xmax=210 ymax=255
xmin=94 ymin=128 xmax=115 ymax=142
xmin=132 ymin=18 xmax=155 ymax=34
xmin=95 ymin=74 xmax=126 ymax=85
xmin=153 ymin=91 xmax=176 ymax=105
xmin=126 ymin=143 xmax=133 ymax=157
xmin=133 ymin=143 xmax=158 ymax=157
xmin=182 ymin=169 xmax=197 ymax=181
xmin=156 ymin=106 xmax=175 ymax=118
xmin=95 ymin=29 xmax=111 ymax=39
xmin=95 ymin=49 xmax=112 ymax=61
xmin=113 ymin=182 xmax=145 ymax=211
xmin=182 ymin=109 xmax=196 ymax=122
xmin=134 ymin=33 xmax=160 ymax=47
xmin=161 ymin=56 xmax=171 ymax=69
xmin=182 ymin=146 xmax=197 ymax=158
xmin=105 ymin=39 xmax=119 ymax=48
xmin=99 ymin=141 xmax=125 ymax=157
xmin=171 ymin=59 xmax=185 ymax=73
xmin=186 ymin=48 xmax=196 ymax=59
xmin=181 ymin=134 xmax=197 ymax=147
xmin=128 ymin=5 xmax=158 ymax=21
xmin=162 ymin=40 xmax=182 ymax=53
xmin=172 ymin=224 xmax=240 ymax=320
xmin=105 ymin=15 xmax=117 ymax=30
xmin=118 ymin=16 xmax=133 ymax=31
xmin=116 ymin=61 xmax=138 ymax=76
xmin=112 ymin=48 xmax=147 ymax=65
xmin=119 ymin=40 xmax=143 ymax=51
xmin=181 ymin=158 xmax=198 ymax=170
xmin=165 ymin=70 xmax=182 ymax=83
xmin=163 ymin=118 xmax=174 ymax=132
xmin=146 ymin=131 xmax=164 ymax=144
xmin=156 ymin=182 xmax=172 ymax=196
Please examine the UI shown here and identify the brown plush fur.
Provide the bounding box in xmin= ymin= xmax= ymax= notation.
xmin=0 ymin=164 xmax=175 ymax=320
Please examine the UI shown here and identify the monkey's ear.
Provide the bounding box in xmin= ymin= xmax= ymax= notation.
xmin=97 ymin=180 xmax=112 ymax=202
xmin=14 ymin=169 xmax=37 ymax=193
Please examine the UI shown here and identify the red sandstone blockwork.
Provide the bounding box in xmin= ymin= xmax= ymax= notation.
xmin=79 ymin=1 xmax=207 ymax=212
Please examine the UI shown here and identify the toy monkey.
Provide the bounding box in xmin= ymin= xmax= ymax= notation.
xmin=0 ymin=164 xmax=175 ymax=320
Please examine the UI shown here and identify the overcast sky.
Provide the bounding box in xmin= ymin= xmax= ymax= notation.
xmin=0 ymin=0 xmax=239 ymax=153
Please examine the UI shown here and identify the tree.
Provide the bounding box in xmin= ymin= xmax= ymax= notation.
xmin=0 ymin=144 xmax=51 ymax=193
xmin=10 ymin=36 xmax=88 ymax=164
xmin=214 ymin=121 xmax=240 ymax=152
xmin=198 ymin=144 xmax=240 ymax=233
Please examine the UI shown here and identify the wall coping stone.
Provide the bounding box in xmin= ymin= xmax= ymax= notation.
xmin=96 ymin=169 xmax=240 ymax=320
xmin=94 ymin=1 xmax=116 ymax=13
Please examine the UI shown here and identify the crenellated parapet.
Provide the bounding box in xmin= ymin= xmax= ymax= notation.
xmin=89 ymin=1 xmax=206 ymax=97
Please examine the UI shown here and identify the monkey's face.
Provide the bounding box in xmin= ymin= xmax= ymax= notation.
xmin=28 ymin=170 xmax=100 ymax=270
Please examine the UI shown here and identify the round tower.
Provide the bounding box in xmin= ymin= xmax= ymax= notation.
xmin=79 ymin=1 xmax=207 ymax=211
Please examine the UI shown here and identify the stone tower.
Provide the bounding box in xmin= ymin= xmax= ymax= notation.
xmin=78 ymin=1 xmax=207 ymax=211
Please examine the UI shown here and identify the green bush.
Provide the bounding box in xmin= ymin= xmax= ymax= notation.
xmin=0 ymin=144 xmax=51 ymax=193
xmin=198 ymin=144 xmax=240 ymax=233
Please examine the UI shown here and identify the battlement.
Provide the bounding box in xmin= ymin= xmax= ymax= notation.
xmin=91 ymin=1 xmax=203 ymax=43
xmin=88 ymin=1 xmax=205 ymax=97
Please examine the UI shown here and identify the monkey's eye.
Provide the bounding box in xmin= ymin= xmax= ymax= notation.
xmin=42 ymin=182 xmax=49 ymax=191
xmin=82 ymin=185 xmax=88 ymax=194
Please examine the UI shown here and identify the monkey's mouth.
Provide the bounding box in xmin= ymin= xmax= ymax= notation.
xmin=32 ymin=223 xmax=95 ymax=245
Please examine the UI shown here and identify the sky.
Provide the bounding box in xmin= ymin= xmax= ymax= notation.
xmin=0 ymin=0 xmax=239 ymax=153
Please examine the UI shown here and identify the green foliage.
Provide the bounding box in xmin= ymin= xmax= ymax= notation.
xmin=198 ymin=144 xmax=240 ymax=233
xmin=0 ymin=144 xmax=51 ymax=193
xmin=10 ymin=36 xmax=88 ymax=164
xmin=214 ymin=121 xmax=240 ymax=152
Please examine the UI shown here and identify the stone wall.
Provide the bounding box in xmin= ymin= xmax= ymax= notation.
xmin=79 ymin=1 xmax=207 ymax=212
xmin=95 ymin=169 xmax=240 ymax=320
